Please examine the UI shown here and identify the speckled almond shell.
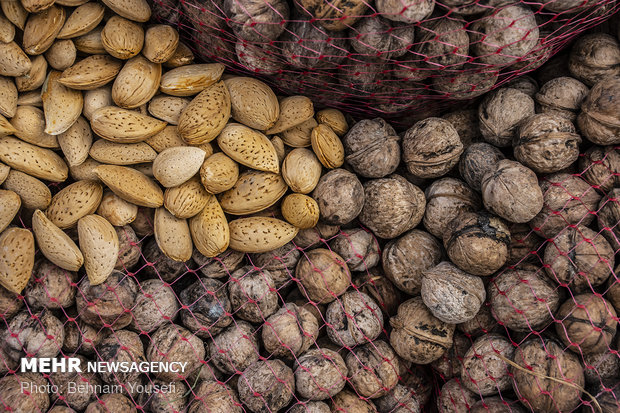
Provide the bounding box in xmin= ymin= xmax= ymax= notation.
xmin=0 ymin=41 xmax=31 ymax=77
xmin=578 ymin=76 xmax=620 ymax=146
xmin=0 ymin=76 xmax=16 ymax=119
xmin=89 ymin=140 xmax=156 ymax=165
xmin=23 ymin=5 xmax=66 ymax=55
xmin=160 ymin=63 xmax=224 ymax=97
xmin=147 ymin=96 xmax=190 ymax=125
xmin=97 ymin=191 xmax=138 ymax=226
xmin=219 ymin=170 xmax=287 ymax=215
xmin=77 ymin=214 xmax=119 ymax=285
xmin=154 ymin=207 xmax=192 ymax=262
xmin=189 ymin=194 xmax=229 ymax=257
xmin=281 ymin=193 xmax=320 ymax=229
xmin=2 ymin=170 xmax=51 ymax=210
xmin=177 ymin=81 xmax=231 ymax=145
xmin=101 ymin=0 xmax=151 ymax=22
xmin=46 ymin=180 xmax=103 ymax=229
xmin=91 ymin=106 xmax=167 ymax=143
xmin=11 ymin=105 xmax=58 ymax=148
xmin=460 ymin=334 xmax=514 ymax=396
xmin=229 ymin=217 xmax=298 ymax=254
xmin=101 ymin=16 xmax=144 ymax=60
xmin=0 ymin=136 xmax=68 ymax=182
xmin=95 ymin=164 xmax=164 ymax=207
xmin=217 ymin=123 xmax=279 ymax=173
xmin=266 ymin=95 xmax=314 ymax=135
xmin=142 ymin=25 xmax=179 ymax=64
xmin=295 ymin=247 xmax=350 ymax=304
xmin=42 ymin=71 xmax=83 ymax=136
xmin=59 ymin=55 xmax=122 ymax=90
xmin=295 ymin=349 xmax=348 ymax=400
xmin=0 ymin=227 xmax=35 ymax=293
xmin=153 ymin=146 xmax=206 ymax=188
xmin=224 ymin=76 xmax=279 ymax=131
xmin=0 ymin=190 xmax=19 ymax=233
xmin=164 ymin=176 xmax=210 ymax=219
xmin=112 ymin=56 xmax=161 ymax=109
xmin=57 ymin=2 xmax=105 ymax=39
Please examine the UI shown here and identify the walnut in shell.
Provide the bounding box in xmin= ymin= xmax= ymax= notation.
xmin=235 ymin=41 xmax=285 ymax=75
xmin=194 ymin=248 xmax=245 ymax=279
xmin=599 ymin=188 xmax=620 ymax=251
xmin=415 ymin=17 xmax=469 ymax=69
xmin=433 ymin=64 xmax=499 ymax=100
xmin=402 ymin=117 xmax=464 ymax=179
xmin=556 ymin=293 xmax=617 ymax=354
xmin=442 ymin=109 xmax=481 ymax=148
xmin=578 ymin=76 xmax=620 ymax=146
xmin=62 ymin=312 xmax=104 ymax=356
xmin=295 ymin=248 xmax=351 ymax=304
xmin=96 ymin=330 xmax=145 ymax=384
xmin=329 ymin=389 xmax=378 ymax=412
xmin=311 ymin=168 xmax=364 ymax=226
xmin=489 ymin=268 xmax=560 ymax=332
xmin=6 ymin=309 xmax=64 ymax=358
xmin=223 ymin=0 xmax=289 ymax=42
xmin=444 ymin=211 xmax=510 ymax=276
xmin=349 ymin=16 xmax=413 ymax=60
xmin=460 ymin=333 xmax=514 ymax=396
xmin=376 ymin=0 xmax=434 ymax=23
xmin=250 ymin=241 xmax=301 ymax=287
xmin=140 ymin=379 xmax=188 ymax=413
xmin=423 ymin=178 xmax=481 ymax=239
xmin=457 ymin=304 xmax=499 ymax=337
xmin=530 ymin=173 xmax=601 ymax=239
xmin=85 ymin=394 xmax=137 ymax=413
xmin=237 ymin=359 xmax=294 ymax=413
xmin=481 ymin=159 xmax=544 ymax=223
xmin=569 ymin=33 xmax=620 ymax=86
xmin=0 ymin=373 xmax=50 ymax=413
xmin=227 ymin=266 xmax=279 ymax=323
xmin=535 ymin=76 xmax=589 ymax=121
xmin=583 ymin=351 xmax=620 ymax=384
xmin=24 ymin=259 xmax=76 ymax=309
xmin=328 ymin=228 xmax=380 ymax=272
xmin=421 ymin=261 xmax=486 ymax=324
xmin=209 ymin=321 xmax=259 ymax=375
xmin=437 ymin=379 xmax=477 ymax=413
xmin=280 ymin=20 xmax=348 ymax=69
xmin=0 ymin=284 xmax=23 ymax=319
xmin=289 ymin=401 xmax=331 ymax=413
xmin=389 ymin=297 xmax=455 ymax=364
xmin=511 ymin=337 xmax=584 ymax=412
xmin=180 ymin=277 xmax=232 ymax=338
xmin=430 ymin=333 xmax=470 ymax=379
xmin=507 ymin=223 xmax=544 ymax=265
xmin=504 ymin=75 xmax=539 ymax=97
xmin=128 ymin=278 xmax=179 ymax=333
xmin=293 ymin=222 xmax=340 ymax=249
xmin=374 ymin=384 xmax=421 ymax=413
xmin=544 ymin=226 xmax=615 ymax=292
xmin=478 ymin=88 xmax=535 ymax=148
xmin=470 ymin=397 xmax=526 ymax=413
xmin=353 ymin=268 xmax=402 ymax=317
xmin=142 ymin=238 xmax=190 ymax=282
xmin=579 ymin=145 xmax=620 ymax=193
xmin=295 ymin=348 xmax=348 ymax=400
xmin=326 ymin=290 xmax=384 ymax=347
xmin=188 ymin=380 xmax=242 ymax=413
xmin=262 ymin=303 xmax=319 ymax=359
xmin=458 ymin=142 xmax=505 ymax=192
xmin=343 ymin=118 xmax=401 ymax=178
xmin=359 ymin=174 xmax=426 ymax=239
xmin=146 ymin=323 xmax=206 ymax=381
xmin=346 ymin=340 xmax=399 ymax=398
xmin=114 ymin=225 xmax=141 ymax=270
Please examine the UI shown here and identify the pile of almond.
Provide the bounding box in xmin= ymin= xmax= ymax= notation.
xmin=0 ymin=0 xmax=348 ymax=292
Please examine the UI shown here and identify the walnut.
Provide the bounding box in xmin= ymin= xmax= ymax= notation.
xmin=442 ymin=109 xmax=482 ymax=148
xmin=535 ymin=76 xmax=589 ymax=121
xmin=24 ymin=259 xmax=76 ymax=309
xmin=49 ymin=355 xmax=100 ymax=410
xmin=481 ymin=160 xmax=544 ymax=223
xmin=280 ymin=20 xmax=348 ymax=70
xmin=62 ymin=310 xmax=105 ymax=356
xmin=478 ymin=88 xmax=535 ymax=147
xmin=312 ymin=168 xmax=364 ymax=226
xmin=389 ymin=297 xmax=455 ymax=364
xmin=415 ymin=17 xmax=470 ymax=69
xmin=374 ymin=384 xmax=421 ymax=413
xmin=376 ymin=0 xmax=434 ymax=23
xmin=458 ymin=142 xmax=505 ymax=192
xmin=293 ymin=223 xmax=340 ymax=249
xmin=262 ymin=303 xmax=319 ymax=359
xmin=569 ymin=33 xmax=620 ymax=86
xmin=142 ymin=238 xmax=190 ymax=283
xmin=503 ymin=75 xmax=539 ymax=97
xmin=579 ymin=76 xmax=620 ymax=146
xmin=235 ymin=42 xmax=285 ymax=75
xmin=346 ymin=340 xmax=399 ymax=398
xmin=194 ymin=248 xmax=245 ymax=279
xmin=129 ymin=279 xmax=179 ymax=333
xmin=338 ymin=57 xmax=386 ymax=93
xmin=294 ymin=348 xmax=348 ymax=400
xmin=237 ymin=359 xmax=294 ymax=412
xmin=433 ymin=64 xmax=499 ymax=100
xmin=180 ymin=277 xmax=232 ymax=337
xmin=430 ymin=333 xmax=470 ymax=379
xmin=295 ymin=248 xmax=351 ymax=304
xmin=85 ymin=394 xmax=137 ymax=413
xmin=96 ymin=330 xmax=145 ymax=385
xmin=423 ymin=178 xmax=481 ymax=239
xmin=326 ymin=290 xmax=383 ymax=347
xmin=114 ymin=225 xmax=141 ymax=270
xmin=583 ymin=351 xmax=620 ymax=385
xmin=579 ymin=145 xmax=620 ymax=193
xmin=507 ymin=223 xmax=544 ymax=265
xmin=329 ymin=389 xmax=378 ymax=412
xmin=147 ymin=323 xmax=206 ymax=381
xmin=223 ymin=0 xmax=289 ymax=42
xmin=359 ymin=174 xmax=426 ymax=239
xmin=208 ymin=321 xmax=258 ymax=375
xmin=289 ymin=401 xmax=331 ymax=413
xmin=349 ymin=17 xmax=413 ymax=60
xmin=140 ymin=380 xmax=188 ymax=413
xmin=227 ymin=266 xmax=278 ymax=323
xmin=353 ymin=268 xmax=402 ymax=317
xmin=329 ymin=228 xmax=380 ymax=272
xmin=0 ymin=284 xmax=23 ymax=319
xmin=599 ymin=188 xmax=620 ymax=251
xmin=343 ymin=118 xmax=401 ymax=179
xmin=250 ymin=241 xmax=300 ymax=287
xmin=470 ymin=397 xmax=527 ymax=413
xmin=6 ymin=309 xmax=64 ymax=358
xmin=457 ymin=304 xmax=499 ymax=337
xmin=0 ymin=373 xmax=50 ymax=412
xmin=382 ymin=229 xmax=442 ymax=295
xmin=437 ymin=379 xmax=477 ymax=413
xmin=130 ymin=206 xmax=154 ymax=237
xmin=460 ymin=333 xmax=514 ymax=396
xmin=187 ymin=380 xmax=242 ymax=413
xmin=489 ymin=268 xmax=560 ymax=332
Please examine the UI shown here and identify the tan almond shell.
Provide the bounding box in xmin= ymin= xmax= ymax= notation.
xmin=0 ymin=14 xmax=15 ymax=43
xmin=112 ymin=55 xmax=162 ymax=109
xmin=281 ymin=117 xmax=317 ymax=148
xmin=164 ymin=42 xmax=194 ymax=68
xmin=89 ymin=139 xmax=157 ymax=165
xmin=69 ymin=157 xmax=101 ymax=182
xmin=316 ymin=108 xmax=349 ymax=136
xmin=2 ymin=170 xmax=52 ymax=210
xmin=159 ymin=63 xmax=224 ymax=97
xmin=152 ymin=146 xmax=206 ymax=188
xmin=0 ymin=42 xmax=32 ymax=77
xmin=219 ymin=170 xmax=288 ymax=215
xmin=95 ymin=164 xmax=164 ymax=207
xmin=73 ymin=27 xmax=106 ymax=54
xmin=0 ymin=136 xmax=68 ymax=182
xmin=217 ymin=123 xmax=279 ymax=173
xmin=0 ymin=114 xmax=17 ymax=137
xmin=199 ymin=152 xmax=239 ymax=194
xmin=266 ymin=96 xmax=314 ymax=135
xmin=46 ymin=39 xmax=77 ymax=71
xmin=46 ymin=180 xmax=104 ymax=229
xmin=0 ymin=76 xmax=17 ymax=118
xmin=0 ymin=189 xmax=21 ymax=234
xmin=59 ymin=55 xmax=123 ymax=90
xmin=83 ymin=86 xmax=112 ymax=121
xmin=281 ymin=148 xmax=322 ymax=194
xmin=58 ymin=116 xmax=93 ymax=167
xmin=16 ymin=55 xmax=48 ymax=92
xmin=228 ymin=217 xmax=299 ymax=253
xmin=21 ymin=0 xmax=55 ymax=12
xmin=281 ymin=193 xmax=320 ymax=229
xmin=42 ymin=71 xmax=84 ymax=136
xmin=32 ymin=209 xmax=84 ymax=271
xmin=0 ymin=227 xmax=35 ymax=293
xmin=144 ymin=125 xmax=186 ymax=152
xmin=142 ymin=25 xmax=179 ymax=64
xmin=78 ymin=214 xmax=119 ymax=285
xmin=97 ymin=190 xmax=138 ymax=226
xmin=90 ymin=106 xmax=167 ymax=143
xmin=57 ymin=2 xmax=105 ymax=39
xmin=23 ymin=5 xmax=66 ymax=55
xmin=101 ymin=16 xmax=144 ymax=60
xmin=16 ymin=90 xmax=42 ymax=107
xmin=101 ymin=0 xmax=151 ymax=22
xmin=147 ymin=95 xmax=190 ymax=124
xmin=224 ymin=76 xmax=279 ymax=131
xmin=164 ymin=176 xmax=210 ymax=219
xmin=310 ymin=123 xmax=345 ymax=169
xmin=0 ymin=163 xmax=9 ymax=185
xmin=154 ymin=207 xmax=193 ymax=262
xmin=10 ymin=105 xmax=59 ymax=148
xmin=1 ymin=0 xmax=27 ymax=30
xmin=177 ymin=81 xmax=231 ymax=145
xmin=189 ymin=194 xmax=229 ymax=257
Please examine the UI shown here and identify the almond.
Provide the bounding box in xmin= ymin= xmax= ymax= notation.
xmin=78 ymin=214 xmax=119 ymax=285
xmin=281 ymin=117 xmax=317 ymax=148
xmin=152 ymin=146 xmax=206 ymax=188
xmin=159 ymin=63 xmax=225 ymax=97
xmin=58 ymin=116 xmax=92 ymax=167
xmin=154 ymin=207 xmax=192 ymax=262
xmin=0 ymin=163 xmax=9 ymax=185
xmin=0 ymin=136 xmax=68 ymax=182
xmin=217 ymin=123 xmax=279 ymax=173
xmin=95 ymin=164 xmax=164 ymax=207
xmin=2 ymin=170 xmax=52 ymax=210
xmin=0 ymin=14 xmax=15 ymax=45
xmin=143 ymin=24 xmax=179 ymax=64
xmin=16 ymin=90 xmax=42 ymax=107
xmin=281 ymin=193 xmax=320 ymax=229
xmin=32 ymin=209 xmax=84 ymax=271
xmin=96 ymin=190 xmax=138 ymax=226
xmin=0 ymin=76 xmax=17 ymax=119
xmin=164 ymin=176 xmax=210 ymax=219
xmin=112 ymin=55 xmax=161 ymax=109
xmin=1 ymin=1 xmax=27 ymax=30
xmin=91 ymin=106 xmax=167 ymax=143
xmin=101 ymin=16 xmax=144 ymax=60
xmin=101 ymin=0 xmax=151 ymax=22
xmin=281 ymin=148 xmax=322 ymax=194
xmin=73 ymin=26 xmax=105 ymax=54
xmin=69 ymin=157 xmax=101 ymax=182
xmin=10 ymin=105 xmax=59 ymax=148
xmin=59 ymin=55 xmax=122 ymax=90
xmin=228 ymin=217 xmax=298 ymax=253
xmin=57 ymin=2 xmax=105 ymax=39
xmin=219 ymin=170 xmax=288 ymax=215
xmin=199 ymin=152 xmax=239 ymax=194
xmin=0 ymin=41 xmax=32 ymax=76
xmin=271 ymin=136 xmax=285 ymax=163
xmin=144 ymin=125 xmax=186 ymax=152
xmin=23 ymin=5 xmax=66 ymax=55
xmin=83 ymin=86 xmax=112 ymax=120
xmin=42 ymin=71 xmax=84 ymax=135
xmin=89 ymin=139 xmax=157 ymax=165
xmin=21 ymin=0 xmax=55 ymax=13
xmin=266 ymin=96 xmax=314 ymax=135
xmin=147 ymin=95 xmax=190 ymax=124
xmin=0 ymin=227 xmax=35 ymax=293
xmin=0 ymin=115 xmax=17 ymax=137
xmin=16 ymin=55 xmax=48 ymax=92
xmin=0 ymin=189 xmax=20 ymax=233
xmin=177 ymin=81 xmax=231 ymax=145
xmin=224 ymin=77 xmax=279 ymax=131
xmin=164 ymin=41 xmax=194 ymax=68
xmin=189 ymin=194 xmax=229 ymax=257
xmin=46 ymin=180 xmax=103 ymax=228
xmin=311 ymin=123 xmax=344 ymax=169
xmin=45 ymin=40 xmax=78 ymax=71
xmin=133 ymin=161 xmax=153 ymax=178
xmin=56 ymin=0 xmax=90 ymax=6
xmin=316 ymin=108 xmax=348 ymax=136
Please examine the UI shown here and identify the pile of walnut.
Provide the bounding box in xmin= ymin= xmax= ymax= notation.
xmin=1 ymin=1 xmax=620 ymax=411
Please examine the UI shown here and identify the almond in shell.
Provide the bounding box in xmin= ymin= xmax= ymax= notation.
xmin=58 ymin=116 xmax=92 ymax=167
xmin=95 ymin=164 xmax=164 ymax=207
xmin=189 ymin=194 xmax=229 ymax=257
xmin=281 ymin=117 xmax=317 ymax=148
xmin=57 ymin=2 xmax=105 ymax=39
xmin=224 ymin=77 xmax=279 ymax=131
xmin=152 ymin=146 xmax=206 ymax=188
xmin=0 ymin=42 xmax=32 ymax=76
xmin=0 ymin=14 xmax=15 ymax=43
xmin=59 ymin=55 xmax=122 ymax=90
xmin=2 ymin=170 xmax=52 ymax=210
xmin=0 ymin=189 xmax=20 ymax=233
xmin=73 ymin=26 xmax=105 ymax=54
xmin=164 ymin=176 xmax=210 ymax=219
xmin=0 ymin=227 xmax=35 ymax=293
xmin=0 ymin=163 xmax=9 ymax=185
xmin=219 ymin=170 xmax=288 ymax=215
xmin=46 ymin=40 xmax=78 ymax=71
xmin=154 ymin=207 xmax=192 ymax=262
xmin=21 ymin=0 xmax=55 ymax=13
xmin=89 ymin=139 xmax=157 ymax=165
xmin=32 ymin=209 xmax=84 ymax=271
xmin=265 ymin=96 xmax=314 ymax=135
xmin=69 ymin=157 xmax=101 ymax=182
xmin=101 ymin=0 xmax=151 ymax=22
xmin=23 ymin=5 xmax=66 ymax=55
xmin=316 ymin=108 xmax=348 ymax=136
xmin=1 ymin=0 xmax=27 ymax=30
xmin=164 ymin=42 xmax=194 ymax=68
xmin=177 ymin=81 xmax=231 ymax=145
xmin=0 ymin=136 xmax=68 ymax=182
xmin=0 ymin=76 xmax=17 ymax=118
xmin=42 ymin=71 xmax=84 ymax=135
xmin=228 ymin=217 xmax=299 ymax=253
xmin=159 ymin=63 xmax=225 ymax=97
xmin=199 ymin=152 xmax=239 ymax=194
xmin=16 ymin=55 xmax=48 ymax=92
xmin=16 ymin=90 xmax=42 ymax=106
xmin=281 ymin=193 xmax=320 ymax=229
xmin=10 ymin=105 xmax=59 ymax=148
xmin=56 ymin=0 xmax=90 ymax=6
xmin=217 ymin=123 xmax=279 ymax=173
xmin=147 ymin=95 xmax=190 ymax=124
xmin=112 ymin=55 xmax=161 ymax=109
xmin=91 ymin=106 xmax=167 ymax=143
xmin=78 ymin=214 xmax=119 ymax=285
xmin=311 ymin=124 xmax=345 ymax=169
xmin=101 ymin=16 xmax=144 ymax=60
xmin=0 ymin=115 xmax=16 ymax=137
xmin=282 ymin=148 xmax=322 ymax=194
xmin=83 ymin=86 xmax=112 ymax=120
xmin=46 ymin=180 xmax=103 ymax=228
xmin=144 ymin=125 xmax=186 ymax=152
xmin=97 ymin=190 xmax=138 ymax=226
xmin=143 ymin=24 xmax=179 ymax=64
